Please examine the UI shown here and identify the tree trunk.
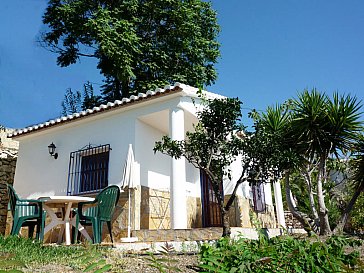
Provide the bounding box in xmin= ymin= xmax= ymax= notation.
xmin=225 ymin=177 xmax=244 ymax=211
xmin=284 ymin=171 xmax=317 ymax=235
xmin=333 ymin=182 xmax=364 ymax=234
xmin=303 ymin=169 xmax=319 ymax=220
xmin=221 ymin=207 xmax=231 ymax=238
xmin=121 ymin=79 xmax=129 ymax=99
xmin=317 ymin=158 xmax=332 ymax=236
xmin=209 ymin=177 xmax=232 ymax=238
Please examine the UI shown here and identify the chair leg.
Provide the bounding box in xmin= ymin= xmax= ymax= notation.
xmin=92 ymin=220 xmax=101 ymax=244
xmin=11 ymin=220 xmax=24 ymax=236
xmin=35 ymin=218 xmax=44 ymax=241
xmin=35 ymin=222 xmax=40 ymax=240
xmin=73 ymin=215 xmax=80 ymax=243
xmin=71 ymin=225 xmax=75 ymax=244
xmin=106 ymin=221 xmax=113 ymax=244
xmin=39 ymin=216 xmax=45 ymax=241
xmin=10 ymin=221 xmax=18 ymax=236
xmin=28 ymin=224 xmax=35 ymax=238
xmin=71 ymin=224 xmax=82 ymax=243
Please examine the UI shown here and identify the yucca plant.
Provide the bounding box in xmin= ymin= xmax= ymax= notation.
xmin=290 ymin=90 xmax=362 ymax=235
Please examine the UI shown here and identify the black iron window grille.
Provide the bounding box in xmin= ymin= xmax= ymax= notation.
xmin=252 ymin=182 xmax=266 ymax=213
xmin=67 ymin=144 xmax=111 ymax=195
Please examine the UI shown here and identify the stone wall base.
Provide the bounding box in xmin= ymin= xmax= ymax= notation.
xmin=226 ymin=194 xmax=277 ymax=228
xmin=5 ymin=184 xmax=278 ymax=243
xmin=0 ymin=155 xmax=17 ymax=235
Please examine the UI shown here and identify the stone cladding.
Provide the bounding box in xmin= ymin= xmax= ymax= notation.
xmin=0 ymin=128 xmax=18 ymax=235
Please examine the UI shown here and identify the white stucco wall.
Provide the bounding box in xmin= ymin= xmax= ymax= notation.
xmin=264 ymin=182 xmax=273 ymax=205
xmin=14 ymin=93 xmax=201 ymax=199
xmin=135 ymin=116 xmax=200 ymax=197
xmin=14 ymin=111 xmax=135 ymax=198
xmin=223 ymin=154 xmax=248 ymax=198
xmin=135 ymin=119 xmax=171 ymax=190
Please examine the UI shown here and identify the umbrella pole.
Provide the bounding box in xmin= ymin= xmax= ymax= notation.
xmin=127 ymin=188 xmax=131 ymax=238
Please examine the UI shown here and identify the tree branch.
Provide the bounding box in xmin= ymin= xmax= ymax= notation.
xmin=225 ymin=171 xmax=245 ymax=211
xmin=285 ymin=171 xmax=319 ymax=235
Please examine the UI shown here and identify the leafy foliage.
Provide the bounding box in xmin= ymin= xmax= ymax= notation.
xmin=348 ymin=194 xmax=364 ymax=232
xmin=341 ymin=136 xmax=364 ymax=233
xmin=78 ymin=251 xmax=112 ymax=273
xmin=61 ymin=88 xmax=82 ymax=115
xmin=0 ymin=251 xmax=25 ymax=272
xmin=350 ymin=136 xmax=364 ymax=196
xmin=199 ymin=234 xmax=363 ymax=272
xmin=42 ymin=0 xmax=220 ymax=99
xmin=290 ymin=90 xmax=362 ymax=160
xmin=247 ymin=104 xmax=300 ymax=182
xmin=61 ymin=81 xmax=102 ymax=115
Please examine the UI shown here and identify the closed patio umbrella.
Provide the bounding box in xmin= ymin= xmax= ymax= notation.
xmin=120 ymin=144 xmax=138 ymax=242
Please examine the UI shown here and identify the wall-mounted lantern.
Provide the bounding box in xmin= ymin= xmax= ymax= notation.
xmin=48 ymin=142 xmax=58 ymax=159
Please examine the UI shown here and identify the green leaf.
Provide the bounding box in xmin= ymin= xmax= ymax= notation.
xmin=83 ymin=258 xmax=107 ymax=272
xmin=94 ymin=264 xmax=112 ymax=273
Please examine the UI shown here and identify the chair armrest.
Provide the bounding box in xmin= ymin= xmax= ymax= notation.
xmin=15 ymin=199 xmax=44 ymax=217
xmin=77 ymin=200 xmax=97 ymax=211
xmin=77 ymin=200 xmax=98 ymax=219
xmin=16 ymin=199 xmax=44 ymax=206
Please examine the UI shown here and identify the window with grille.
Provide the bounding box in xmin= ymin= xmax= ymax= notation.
xmin=67 ymin=144 xmax=111 ymax=195
xmin=252 ymin=182 xmax=266 ymax=213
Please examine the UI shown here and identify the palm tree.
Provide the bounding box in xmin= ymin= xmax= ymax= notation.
xmin=290 ymin=89 xmax=362 ymax=235
xmin=257 ymin=104 xmax=320 ymax=234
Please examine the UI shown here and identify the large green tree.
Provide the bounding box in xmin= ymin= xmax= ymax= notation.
xmin=41 ymin=0 xmax=220 ymax=100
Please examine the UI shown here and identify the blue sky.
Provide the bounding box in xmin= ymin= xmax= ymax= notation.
xmin=1 ymin=0 xmax=364 ymax=129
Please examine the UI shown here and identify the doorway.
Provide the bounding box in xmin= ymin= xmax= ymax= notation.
xmin=200 ymin=170 xmax=223 ymax=227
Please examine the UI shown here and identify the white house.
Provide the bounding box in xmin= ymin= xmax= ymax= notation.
xmin=9 ymin=83 xmax=285 ymax=238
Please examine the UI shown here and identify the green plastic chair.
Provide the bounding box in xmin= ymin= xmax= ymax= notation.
xmin=73 ymin=185 xmax=120 ymax=244
xmin=7 ymin=184 xmax=45 ymax=240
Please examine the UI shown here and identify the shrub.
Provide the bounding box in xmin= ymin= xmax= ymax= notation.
xmin=199 ymin=232 xmax=363 ymax=272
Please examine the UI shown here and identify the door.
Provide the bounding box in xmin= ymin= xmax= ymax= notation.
xmin=200 ymin=170 xmax=223 ymax=227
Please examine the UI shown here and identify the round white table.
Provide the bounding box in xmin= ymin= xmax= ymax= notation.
xmin=39 ymin=196 xmax=94 ymax=245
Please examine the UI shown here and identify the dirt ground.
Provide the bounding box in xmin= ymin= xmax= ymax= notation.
xmin=25 ymin=252 xmax=200 ymax=273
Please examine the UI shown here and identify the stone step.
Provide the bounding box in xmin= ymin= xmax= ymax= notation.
xmin=131 ymin=227 xmax=223 ymax=242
